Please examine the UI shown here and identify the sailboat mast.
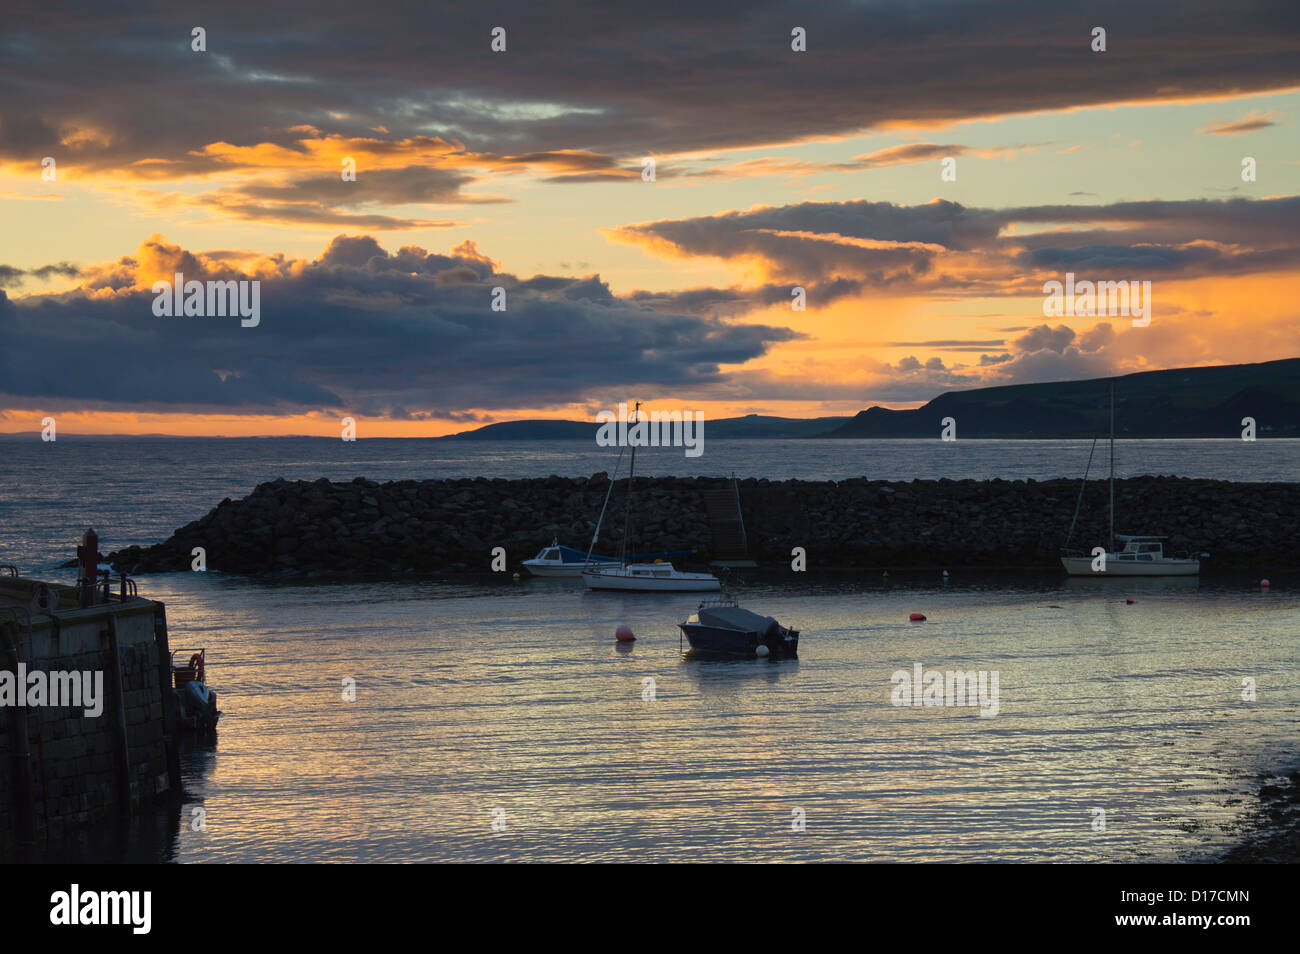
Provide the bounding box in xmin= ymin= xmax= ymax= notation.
xmin=586 ymin=443 xmax=625 ymax=565
xmin=1108 ymin=378 xmax=1115 ymax=554
xmin=620 ymin=401 xmax=640 ymax=566
xmin=1064 ymin=436 xmax=1097 ymax=547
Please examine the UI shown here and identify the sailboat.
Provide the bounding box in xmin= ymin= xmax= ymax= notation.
xmin=582 ymin=402 xmax=721 ymax=593
xmin=1060 ymin=380 xmax=1201 ymax=576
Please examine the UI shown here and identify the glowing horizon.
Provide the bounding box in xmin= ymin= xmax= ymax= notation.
xmin=2 ymin=5 xmax=1296 ymax=436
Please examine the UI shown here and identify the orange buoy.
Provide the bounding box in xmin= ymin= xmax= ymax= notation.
xmin=615 ymin=624 xmax=636 ymax=642
xmin=909 ymin=612 xmax=926 ymax=622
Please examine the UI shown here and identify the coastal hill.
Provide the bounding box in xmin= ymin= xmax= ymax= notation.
xmin=827 ymin=358 xmax=1300 ymax=439
xmin=436 ymin=359 xmax=1300 ymax=440
xmin=439 ymin=414 xmax=851 ymax=440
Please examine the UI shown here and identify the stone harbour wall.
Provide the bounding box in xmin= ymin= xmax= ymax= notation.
xmin=106 ymin=474 xmax=1300 ymax=576
xmin=0 ymin=602 xmax=175 ymax=854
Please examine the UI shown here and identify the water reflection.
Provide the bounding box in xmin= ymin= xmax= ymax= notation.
xmin=8 ymin=734 xmax=220 ymax=864
xmin=6 ymin=569 xmax=1297 ymax=863
xmin=684 ymin=658 xmax=798 ymax=688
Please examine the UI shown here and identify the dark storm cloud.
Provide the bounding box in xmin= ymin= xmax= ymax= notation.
xmin=32 ymin=262 xmax=80 ymax=280
xmin=237 ymin=167 xmax=480 ymax=206
xmin=613 ymin=198 xmax=1005 ymax=258
xmin=0 ymin=261 xmax=81 ymax=288
xmin=1018 ymin=243 xmax=1300 ymax=276
xmin=613 ymin=195 xmax=1300 ymax=291
xmin=153 ymin=165 xmax=511 ymax=229
xmin=0 ymin=0 xmax=1294 ymax=174
xmin=627 ymin=278 xmax=865 ymax=316
xmin=0 ymin=237 xmax=800 ymax=414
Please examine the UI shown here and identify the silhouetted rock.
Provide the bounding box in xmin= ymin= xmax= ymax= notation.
xmin=106 ymin=474 xmax=1300 ymax=578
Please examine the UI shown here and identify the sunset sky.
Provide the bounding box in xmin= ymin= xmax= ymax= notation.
xmin=1 ymin=0 xmax=1296 ymax=436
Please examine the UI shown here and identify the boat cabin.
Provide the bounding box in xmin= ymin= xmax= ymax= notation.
xmin=525 ymin=540 xmax=616 ymax=565
xmin=1113 ymin=535 xmax=1166 ymax=562
xmin=626 ymin=563 xmax=675 ymax=578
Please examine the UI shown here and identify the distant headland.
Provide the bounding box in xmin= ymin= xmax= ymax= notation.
xmin=438 ymin=358 xmax=1300 ymax=441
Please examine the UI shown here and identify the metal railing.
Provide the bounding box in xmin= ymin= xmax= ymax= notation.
xmin=696 ymin=597 xmax=739 ymax=610
xmin=170 ymin=647 xmax=208 ymax=688
xmin=92 ymin=569 xmax=139 ymax=602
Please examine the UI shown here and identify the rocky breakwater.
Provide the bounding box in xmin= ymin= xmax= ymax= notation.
xmin=109 ymin=474 xmax=704 ymax=577
xmin=107 ymin=474 xmax=1300 ymax=577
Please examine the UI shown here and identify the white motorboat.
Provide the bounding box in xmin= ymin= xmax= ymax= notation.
xmin=1060 ymin=379 xmax=1202 ymax=577
xmin=581 ymin=401 xmax=721 ymax=593
xmin=521 ymin=539 xmax=620 ymax=577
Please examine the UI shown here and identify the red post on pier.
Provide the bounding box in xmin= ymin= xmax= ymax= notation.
xmin=77 ymin=527 xmax=99 ymax=608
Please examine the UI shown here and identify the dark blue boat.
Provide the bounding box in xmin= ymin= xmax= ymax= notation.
xmin=678 ymin=599 xmax=799 ymax=659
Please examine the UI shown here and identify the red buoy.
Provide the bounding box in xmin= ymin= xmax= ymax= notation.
xmin=615 ymin=624 xmax=636 ymax=642
xmin=909 ymin=612 xmax=926 ymax=622
xmin=1261 ymin=579 xmax=1270 ymax=588
xmin=1125 ymin=597 xmax=1135 ymax=604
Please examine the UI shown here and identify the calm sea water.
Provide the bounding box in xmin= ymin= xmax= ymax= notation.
xmin=1 ymin=438 xmax=1297 ymax=862
xmin=1 ymin=437 xmax=1297 ymax=573
xmin=60 ymin=572 xmax=1300 ymax=863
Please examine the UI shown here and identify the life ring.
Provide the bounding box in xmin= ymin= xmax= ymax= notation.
xmin=188 ymin=652 xmax=204 ymax=681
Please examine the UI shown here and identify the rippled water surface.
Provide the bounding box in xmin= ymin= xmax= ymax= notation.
xmin=1 ymin=438 xmax=1296 ymax=862
xmin=71 ymin=572 xmax=1295 ymax=863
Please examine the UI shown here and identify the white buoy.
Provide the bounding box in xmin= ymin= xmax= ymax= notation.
xmin=754 ymin=643 xmax=770 ymax=658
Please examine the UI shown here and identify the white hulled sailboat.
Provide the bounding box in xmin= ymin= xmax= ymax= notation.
xmin=1060 ymin=380 xmax=1201 ymax=577
xmin=582 ymin=402 xmax=721 ymax=593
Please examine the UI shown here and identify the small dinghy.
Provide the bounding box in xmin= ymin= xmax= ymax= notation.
xmin=678 ymin=599 xmax=799 ymax=659
xmin=171 ymin=648 xmax=220 ymax=734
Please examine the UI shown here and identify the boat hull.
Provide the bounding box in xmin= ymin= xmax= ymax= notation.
xmin=583 ymin=570 xmax=721 ymax=592
xmin=522 ymin=559 xmax=620 ymax=578
xmin=174 ymin=680 xmax=220 ymax=733
xmin=1060 ymin=556 xmax=1200 ymax=577
xmin=679 ymin=623 xmax=799 ymax=658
